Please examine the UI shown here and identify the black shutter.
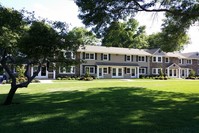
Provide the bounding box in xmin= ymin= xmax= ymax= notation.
xmin=95 ymin=53 xmax=97 ymax=60
xmin=101 ymin=53 xmax=103 ymax=60
xmin=145 ymin=67 xmax=148 ymax=75
xmin=146 ymin=56 xmax=148 ymax=62
xmin=95 ymin=66 xmax=97 ymax=74
xmin=108 ymin=67 xmax=111 ymax=74
xmin=109 ymin=54 xmax=111 ymax=61
xmin=83 ymin=52 xmax=85 ymax=59
xmin=131 ymin=55 xmax=133 ymax=62
xmin=124 ymin=67 xmax=126 ymax=74
xmin=124 ymin=55 xmax=126 ymax=61
xmin=82 ymin=65 xmax=85 ymax=74
xmin=136 ymin=55 xmax=138 ymax=62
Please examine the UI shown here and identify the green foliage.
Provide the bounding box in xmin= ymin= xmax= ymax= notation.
xmin=75 ymin=0 xmax=198 ymax=51
xmin=102 ymin=19 xmax=148 ymax=49
xmin=189 ymin=69 xmax=196 ymax=78
xmin=65 ymin=27 xmax=99 ymax=47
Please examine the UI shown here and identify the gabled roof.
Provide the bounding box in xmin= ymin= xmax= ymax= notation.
xmin=77 ymin=45 xmax=198 ymax=59
xmin=164 ymin=52 xmax=186 ymax=58
xmin=144 ymin=48 xmax=160 ymax=54
xmin=182 ymin=52 xmax=199 ymax=59
xmin=78 ymin=45 xmax=151 ymax=56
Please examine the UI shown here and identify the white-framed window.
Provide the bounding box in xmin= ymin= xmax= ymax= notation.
xmin=85 ymin=66 xmax=95 ymax=74
xmin=103 ymin=54 xmax=108 ymax=61
xmin=179 ymin=59 xmax=186 ymax=64
xmin=59 ymin=66 xmax=75 ymax=74
xmin=152 ymin=68 xmax=162 ymax=75
xmin=139 ymin=68 xmax=146 ymax=74
xmin=165 ymin=57 xmax=170 ymax=63
xmin=138 ymin=56 xmax=145 ymax=62
xmin=126 ymin=68 xmax=131 ymax=74
xmin=103 ymin=67 xmax=108 ymax=74
xmin=153 ymin=56 xmax=162 ymax=63
xmin=64 ymin=52 xmax=75 ymax=59
xmin=187 ymin=59 xmax=192 ymax=65
xmin=126 ymin=55 xmax=131 ymax=62
xmin=85 ymin=53 xmax=95 ymax=60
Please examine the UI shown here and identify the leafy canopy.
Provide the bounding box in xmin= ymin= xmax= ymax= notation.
xmin=102 ymin=19 xmax=148 ymax=49
xmin=75 ymin=0 xmax=198 ymax=51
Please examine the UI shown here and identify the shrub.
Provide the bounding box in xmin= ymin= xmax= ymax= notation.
xmin=189 ymin=69 xmax=196 ymax=78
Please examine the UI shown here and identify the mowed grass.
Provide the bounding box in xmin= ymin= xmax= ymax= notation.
xmin=0 ymin=79 xmax=199 ymax=133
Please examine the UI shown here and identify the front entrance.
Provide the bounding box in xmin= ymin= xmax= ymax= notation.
xmin=131 ymin=68 xmax=136 ymax=77
xmin=169 ymin=69 xmax=177 ymax=78
xmin=112 ymin=67 xmax=123 ymax=78
xmin=33 ymin=65 xmax=48 ymax=78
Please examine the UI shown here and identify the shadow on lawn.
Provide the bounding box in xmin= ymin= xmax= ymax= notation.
xmin=0 ymin=87 xmax=199 ymax=133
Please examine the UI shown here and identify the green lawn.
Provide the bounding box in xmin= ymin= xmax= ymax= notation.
xmin=1 ymin=79 xmax=199 ymax=133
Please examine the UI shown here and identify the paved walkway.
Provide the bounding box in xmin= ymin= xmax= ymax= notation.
xmin=39 ymin=80 xmax=53 ymax=83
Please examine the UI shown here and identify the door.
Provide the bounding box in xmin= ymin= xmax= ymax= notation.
xmin=112 ymin=67 xmax=123 ymax=78
xmin=169 ymin=69 xmax=177 ymax=77
xmin=131 ymin=68 xmax=136 ymax=77
xmin=33 ymin=65 xmax=48 ymax=78
xmin=99 ymin=68 xmax=103 ymax=78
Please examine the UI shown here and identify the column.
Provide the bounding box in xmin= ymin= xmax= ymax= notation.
xmin=31 ymin=66 xmax=33 ymax=76
xmin=97 ymin=65 xmax=99 ymax=78
xmin=53 ymin=70 xmax=56 ymax=79
xmin=178 ymin=68 xmax=181 ymax=78
xmin=167 ymin=68 xmax=170 ymax=77
xmin=137 ymin=67 xmax=139 ymax=78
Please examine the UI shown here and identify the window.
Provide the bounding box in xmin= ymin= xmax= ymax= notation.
xmin=64 ymin=52 xmax=75 ymax=59
xmin=126 ymin=68 xmax=131 ymax=74
xmin=153 ymin=57 xmax=156 ymax=62
xmin=179 ymin=59 xmax=185 ymax=64
xmin=118 ymin=68 xmax=122 ymax=76
xmin=103 ymin=67 xmax=108 ymax=74
xmin=126 ymin=55 xmax=131 ymax=62
xmin=138 ymin=56 xmax=145 ymax=62
xmin=152 ymin=68 xmax=162 ymax=75
xmin=179 ymin=59 xmax=182 ymax=64
xmin=59 ymin=66 xmax=75 ymax=74
xmin=85 ymin=66 xmax=95 ymax=74
xmin=153 ymin=56 xmax=162 ymax=63
xmin=85 ymin=53 xmax=95 ymax=60
xmin=139 ymin=68 xmax=146 ymax=74
xmin=165 ymin=57 xmax=170 ymax=63
xmin=187 ymin=59 xmax=192 ymax=65
xmin=103 ymin=54 xmax=108 ymax=60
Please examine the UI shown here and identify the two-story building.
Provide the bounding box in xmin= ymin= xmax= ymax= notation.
xmin=56 ymin=45 xmax=199 ymax=79
xmin=1 ymin=45 xmax=199 ymax=79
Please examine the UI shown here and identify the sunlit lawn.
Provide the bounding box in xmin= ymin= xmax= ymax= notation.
xmin=1 ymin=79 xmax=199 ymax=133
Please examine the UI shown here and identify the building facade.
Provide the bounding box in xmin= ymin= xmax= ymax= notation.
xmin=55 ymin=45 xmax=199 ymax=79
xmin=1 ymin=45 xmax=199 ymax=79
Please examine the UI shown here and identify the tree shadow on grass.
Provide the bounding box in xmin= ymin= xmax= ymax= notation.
xmin=0 ymin=87 xmax=199 ymax=133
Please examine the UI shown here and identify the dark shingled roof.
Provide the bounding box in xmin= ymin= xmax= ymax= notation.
xmin=96 ymin=62 xmax=139 ymax=66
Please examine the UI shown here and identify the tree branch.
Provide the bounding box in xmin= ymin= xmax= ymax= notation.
xmin=129 ymin=0 xmax=199 ymax=17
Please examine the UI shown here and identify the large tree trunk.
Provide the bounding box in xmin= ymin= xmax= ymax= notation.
xmin=3 ymin=86 xmax=18 ymax=105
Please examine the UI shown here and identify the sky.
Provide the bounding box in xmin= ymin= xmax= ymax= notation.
xmin=0 ymin=0 xmax=198 ymax=52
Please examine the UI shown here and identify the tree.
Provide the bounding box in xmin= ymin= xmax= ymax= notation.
xmin=75 ymin=0 xmax=198 ymax=51
xmin=102 ymin=19 xmax=148 ymax=48
xmin=65 ymin=27 xmax=99 ymax=46
xmin=0 ymin=5 xmax=77 ymax=105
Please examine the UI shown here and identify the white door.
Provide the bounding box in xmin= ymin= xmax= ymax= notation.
xmin=99 ymin=68 xmax=103 ymax=78
xmin=169 ymin=69 xmax=177 ymax=78
xmin=33 ymin=65 xmax=48 ymax=78
xmin=112 ymin=67 xmax=123 ymax=78
xmin=131 ymin=68 xmax=136 ymax=77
